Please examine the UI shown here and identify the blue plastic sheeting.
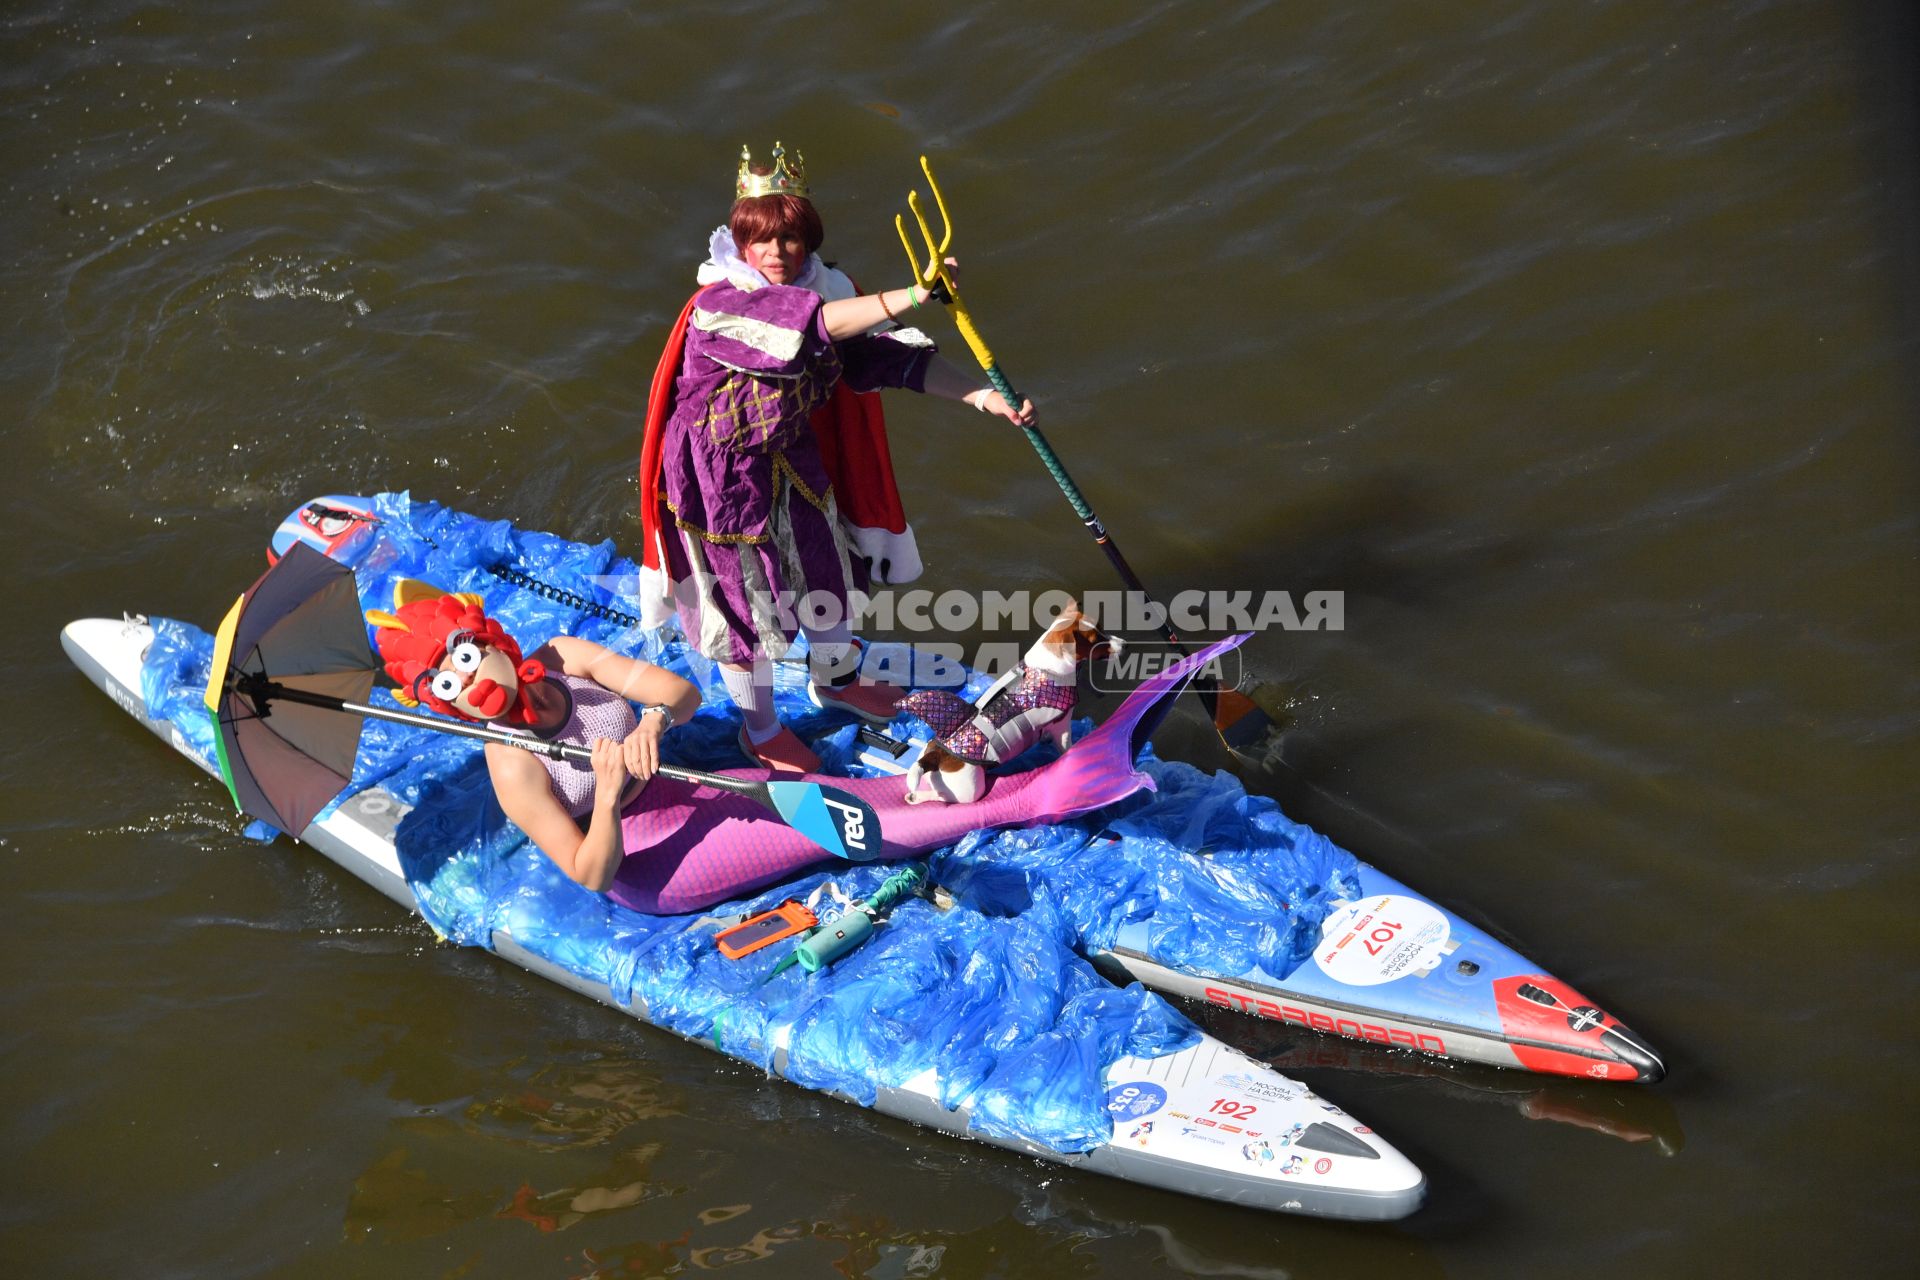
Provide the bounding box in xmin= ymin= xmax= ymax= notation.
xmin=136 ymin=492 xmax=1362 ymax=1152
xmin=141 ymin=616 xmax=220 ymax=768
xmin=934 ymin=758 xmax=1365 ymax=982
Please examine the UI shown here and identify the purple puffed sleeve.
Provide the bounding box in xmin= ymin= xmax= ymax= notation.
xmin=838 ymin=328 xmax=938 ymax=393
xmin=686 ymin=283 xmax=831 ymax=378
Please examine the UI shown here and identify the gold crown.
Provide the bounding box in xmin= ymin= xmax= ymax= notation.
xmin=736 ymin=141 xmax=810 ymax=200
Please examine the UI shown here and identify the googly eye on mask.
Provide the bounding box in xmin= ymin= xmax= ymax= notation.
xmin=422 ymin=669 xmax=466 ymax=703
xmin=448 ymin=640 xmax=485 ymax=673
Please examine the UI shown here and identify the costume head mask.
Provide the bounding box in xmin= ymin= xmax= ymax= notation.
xmin=365 ymin=581 xmax=546 ymax=725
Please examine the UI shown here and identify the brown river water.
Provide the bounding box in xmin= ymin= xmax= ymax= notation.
xmin=5 ymin=1 xmax=1917 ymax=1276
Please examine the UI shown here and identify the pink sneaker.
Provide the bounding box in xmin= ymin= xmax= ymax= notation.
xmin=737 ymin=724 xmax=820 ymax=774
xmin=809 ymin=676 xmax=907 ymax=724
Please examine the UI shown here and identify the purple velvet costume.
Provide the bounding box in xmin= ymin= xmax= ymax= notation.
xmin=659 ymin=282 xmax=933 ymax=663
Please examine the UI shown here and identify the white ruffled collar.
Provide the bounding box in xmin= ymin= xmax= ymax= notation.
xmin=695 ymin=225 xmax=853 ymax=301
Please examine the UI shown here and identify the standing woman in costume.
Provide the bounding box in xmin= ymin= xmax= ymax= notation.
xmin=635 ymin=142 xmax=1035 ymax=773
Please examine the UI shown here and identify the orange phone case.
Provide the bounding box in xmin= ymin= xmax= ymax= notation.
xmin=715 ymin=901 xmax=819 ymax=959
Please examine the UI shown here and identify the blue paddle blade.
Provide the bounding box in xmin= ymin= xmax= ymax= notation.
xmin=765 ymin=781 xmax=882 ymax=862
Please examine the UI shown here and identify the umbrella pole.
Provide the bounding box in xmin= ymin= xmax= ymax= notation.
xmin=236 ymin=676 xmax=883 ymax=861
xmin=243 ymin=675 xmax=585 ymax=760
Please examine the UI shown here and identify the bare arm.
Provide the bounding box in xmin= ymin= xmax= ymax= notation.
xmin=821 ymin=286 xmax=1038 ymax=424
xmin=543 ymin=635 xmax=702 ymax=724
xmin=817 ymin=255 xmax=1034 ymax=423
xmin=917 ymin=354 xmax=1036 ymax=425
xmin=821 ymin=284 xmax=931 ymax=341
xmin=487 ymin=637 xmax=701 ymax=893
xmin=485 ymin=742 xmax=629 ymax=893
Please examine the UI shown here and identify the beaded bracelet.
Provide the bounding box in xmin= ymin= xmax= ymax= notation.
xmin=878 ymin=289 xmax=900 ymax=323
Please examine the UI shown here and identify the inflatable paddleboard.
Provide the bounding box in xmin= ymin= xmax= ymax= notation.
xmin=1088 ymin=858 xmax=1664 ymax=1082
xmin=60 ymin=607 xmax=1425 ymax=1221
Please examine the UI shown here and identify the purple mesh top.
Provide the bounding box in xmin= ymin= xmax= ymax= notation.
xmin=529 ymin=673 xmax=638 ymax=819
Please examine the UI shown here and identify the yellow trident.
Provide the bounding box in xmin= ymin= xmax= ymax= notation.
xmin=892 ymin=154 xmax=1276 ymax=757
xmin=895 ymin=155 xmax=1015 ymax=404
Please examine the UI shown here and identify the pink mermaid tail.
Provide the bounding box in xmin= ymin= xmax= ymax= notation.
xmin=611 ymin=635 xmax=1249 ymax=914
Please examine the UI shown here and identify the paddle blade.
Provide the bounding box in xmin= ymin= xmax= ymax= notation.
xmin=1210 ymin=685 xmax=1275 ymax=753
xmin=765 ymin=781 xmax=882 ymax=862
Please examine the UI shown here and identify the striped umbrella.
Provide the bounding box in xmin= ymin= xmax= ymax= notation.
xmin=202 ymin=542 xmax=376 ymax=835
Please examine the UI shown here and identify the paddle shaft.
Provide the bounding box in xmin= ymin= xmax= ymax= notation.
xmin=992 ymin=375 xmax=1195 ymax=645
xmin=248 ymin=679 xmax=775 ymax=804
xmin=977 ymin=362 xmax=1230 ymax=707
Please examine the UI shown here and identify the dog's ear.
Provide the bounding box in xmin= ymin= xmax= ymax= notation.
xmin=1038 ymin=599 xmax=1082 ymax=637
xmin=1060 ymin=600 xmax=1117 ymax=663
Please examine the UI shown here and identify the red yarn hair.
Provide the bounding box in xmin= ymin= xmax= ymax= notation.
xmin=367 ymin=587 xmax=545 ymax=726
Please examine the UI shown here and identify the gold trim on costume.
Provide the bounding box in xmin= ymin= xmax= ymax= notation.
xmin=699 ymin=374 xmax=790 ymax=450
xmin=659 ymin=450 xmax=834 ymax=545
xmin=771 ymin=450 xmax=832 ymax=514
xmin=661 ymin=491 xmax=772 ymax=545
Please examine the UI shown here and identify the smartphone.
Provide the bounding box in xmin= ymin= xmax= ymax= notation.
xmin=715 ymin=901 xmax=819 ymax=959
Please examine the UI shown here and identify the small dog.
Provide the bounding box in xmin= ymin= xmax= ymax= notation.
xmin=895 ymin=600 xmax=1119 ymax=805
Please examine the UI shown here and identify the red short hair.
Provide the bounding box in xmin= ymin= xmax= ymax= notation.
xmin=729 ymin=192 xmax=824 ymax=255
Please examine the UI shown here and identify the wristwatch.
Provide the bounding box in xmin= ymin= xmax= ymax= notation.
xmin=638 ymin=703 xmax=675 ymax=730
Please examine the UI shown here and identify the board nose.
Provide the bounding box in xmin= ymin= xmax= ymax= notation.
xmin=1598 ymin=1019 xmax=1665 ymax=1083
xmin=1500 ymin=977 xmax=1666 ymax=1083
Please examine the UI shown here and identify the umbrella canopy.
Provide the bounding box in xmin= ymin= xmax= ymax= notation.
xmin=203 ymin=542 xmax=378 ymax=835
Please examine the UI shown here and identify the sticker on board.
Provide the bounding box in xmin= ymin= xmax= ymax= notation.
xmin=1313 ymin=894 xmax=1452 ymax=987
xmin=1104 ymin=1082 xmax=1168 ymax=1120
